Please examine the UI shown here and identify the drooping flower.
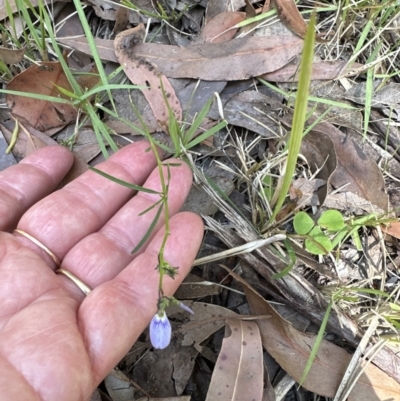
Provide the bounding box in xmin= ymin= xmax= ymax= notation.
xmin=149 ymin=311 xmax=171 ymax=349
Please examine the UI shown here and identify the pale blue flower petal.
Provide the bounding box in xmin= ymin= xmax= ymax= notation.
xmin=150 ymin=312 xmax=171 ymax=349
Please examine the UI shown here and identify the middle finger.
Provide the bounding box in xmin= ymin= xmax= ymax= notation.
xmin=59 ymin=158 xmax=193 ymax=296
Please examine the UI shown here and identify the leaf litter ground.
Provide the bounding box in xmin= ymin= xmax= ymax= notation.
xmin=1 ymin=1 xmax=400 ymax=400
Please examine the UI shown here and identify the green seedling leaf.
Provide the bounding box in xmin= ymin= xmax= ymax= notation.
xmin=305 ymin=226 xmax=333 ymax=255
xmin=318 ymin=210 xmax=345 ymax=231
xmin=131 ymin=203 xmax=164 ymax=254
xmin=293 ymin=211 xmax=314 ymax=235
xmin=390 ymin=303 xmax=400 ymax=311
xmin=272 ymin=239 xmax=296 ymax=279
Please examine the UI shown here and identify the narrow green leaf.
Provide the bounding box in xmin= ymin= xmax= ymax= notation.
xmin=269 ymin=12 xmax=316 ymax=223
xmin=89 ymin=167 xmax=161 ymax=194
xmin=131 ymin=203 xmax=164 ymax=254
xmin=272 ymin=239 xmax=296 ymax=279
xmin=186 ymin=120 xmax=227 ymax=149
xmin=299 ymin=299 xmax=333 ymax=386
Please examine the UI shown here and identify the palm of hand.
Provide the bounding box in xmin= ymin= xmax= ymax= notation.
xmin=0 ymin=143 xmax=203 ymax=401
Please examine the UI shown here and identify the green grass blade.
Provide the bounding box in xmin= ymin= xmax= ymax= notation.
xmin=72 ymin=0 xmax=116 ymax=111
xmin=186 ymin=120 xmax=227 ymax=149
xmin=299 ymin=299 xmax=333 ymax=386
xmin=269 ymin=12 xmax=316 ymax=223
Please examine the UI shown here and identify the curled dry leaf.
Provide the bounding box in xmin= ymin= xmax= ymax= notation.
xmin=225 ymin=267 xmax=400 ymax=400
xmin=300 ymin=130 xmax=337 ymax=207
xmin=311 ymin=122 xmax=389 ymax=212
xmin=275 ymin=0 xmax=329 ymax=42
xmin=59 ymin=35 xmax=303 ymax=81
xmin=275 ymin=0 xmax=308 ymax=38
xmin=6 ymin=62 xmax=77 ymax=131
xmin=179 ymin=302 xmax=238 ymax=352
xmin=114 ymin=25 xmax=182 ymax=130
xmin=205 ymin=319 xmax=263 ymax=401
xmin=195 ymin=11 xmax=246 ymax=44
xmin=0 ymin=46 xmax=25 ymax=64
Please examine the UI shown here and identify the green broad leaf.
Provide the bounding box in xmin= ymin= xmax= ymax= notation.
xmin=318 ymin=210 xmax=345 ymax=231
xmin=305 ymin=226 xmax=333 ymax=255
xmin=390 ymin=303 xmax=400 ymax=311
xmin=293 ymin=212 xmax=315 ymax=235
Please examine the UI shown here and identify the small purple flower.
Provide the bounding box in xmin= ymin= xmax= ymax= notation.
xmin=150 ymin=311 xmax=171 ymax=349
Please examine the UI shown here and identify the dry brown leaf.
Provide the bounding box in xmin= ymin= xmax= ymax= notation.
xmin=174 ymin=274 xmax=222 ymax=299
xmin=59 ymin=35 xmax=303 ymax=80
xmin=0 ymin=0 xmax=57 ymax=21
xmin=300 ymin=130 xmax=337 ymax=207
xmin=179 ymin=302 xmax=238 ymax=352
xmin=114 ymin=25 xmax=182 ymax=130
xmin=205 ymin=319 xmax=264 ymax=401
xmin=224 ymin=268 xmax=400 ymax=400
xmin=205 ymin=0 xmax=247 ymax=23
xmin=104 ymin=368 xmax=134 ymax=401
xmin=113 ymin=6 xmax=129 ymax=35
xmin=261 ymin=61 xmax=364 ymax=82
xmin=381 ymin=221 xmax=400 ymax=239
xmin=195 ymin=11 xmax=246 ymax=44
xmin=275 ymin=0 xmax=308 ymax=38
xmin=0 ymin=46 xmax=25 ymax=64
xmin=6 ymin=62 xmax=77 ymax=131
xmin=311 ymin=122 xmax=389 ymax=212
xmin=275 ymin=0 xmax=328 ymax=42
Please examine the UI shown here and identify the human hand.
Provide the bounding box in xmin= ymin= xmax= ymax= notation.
xmin=0 ymin=142 xmax=203 ymax=401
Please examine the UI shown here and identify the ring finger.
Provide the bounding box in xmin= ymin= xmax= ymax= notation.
xmin=14 ymin=141 xmax=159 ymax=267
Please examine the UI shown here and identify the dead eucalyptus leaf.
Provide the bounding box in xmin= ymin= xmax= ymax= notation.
xmin=196 ymin=12 xmax=246 ymax=43
xmin=0 ymin=0 xmax=57 ymax=21
xmin=179 ymin=302 xmax=238 ymax=352
xmin=225 ymin=267 xmax=400 ymax=400
xmin=381 ymin=221 xmax=400 ymax=239
xmin=114 ymin=25 xmax=182 ymax=130
xmin=0 ymin=46 xmax=25 ymax=64
xmin=275 ymin=0 xmax=308 ymax=38
xmin=311 ymin=122 xmax=389 ymax=212
xmin=104 ymin=369 xmax=134 ymax=401
xmin=205 ymin=319 xmax=263 ymax=401
xmin=6 ymin=62 xmax=77 ymax=131
xmin=300 ymin=130 xmax=337 ymax=207
xmin=59 ymin=35 xmax=303 ymax=81
xmin=275 ymin=0 xmax=328 ymax=42
xmin=261 ymin=61 xmax=364 ymax=82
xmin=174 ymin=274 xmax=222 ymax=299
